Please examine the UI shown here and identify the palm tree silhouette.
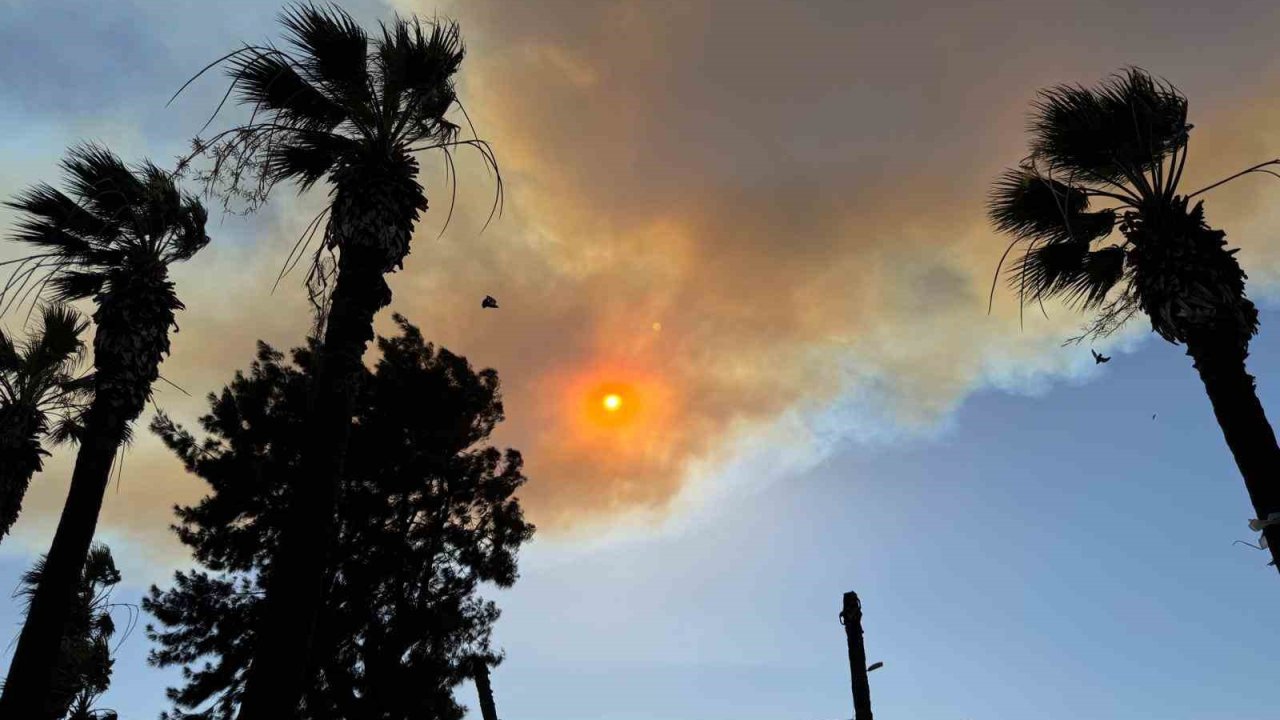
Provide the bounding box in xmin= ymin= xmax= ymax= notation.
xmin=990 ymin=68 xmax=1280 ymax=569
xmin=15 ymin=544 xmax=123 ymax=720
xmin=177 ymin=5 xmax=498 ymax=715
xmin=0 ymin=305 xmax=91 ymax=543
xmin=0 ymin=145 xmax=208 ymax=713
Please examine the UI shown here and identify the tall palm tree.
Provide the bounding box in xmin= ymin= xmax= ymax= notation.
xmin=177 ymin=6 xmax=497 ymax=716
xmin=990 ymin=68 xmax=1280 ymax=570
xmin=0 ymin=144 xmax=209 ymax=715
xmin=0 ymin=304 xmax=91 ymax=543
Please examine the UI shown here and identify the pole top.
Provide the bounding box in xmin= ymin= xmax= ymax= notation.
xmin=840 ymin=591 xmax=862 ymax=625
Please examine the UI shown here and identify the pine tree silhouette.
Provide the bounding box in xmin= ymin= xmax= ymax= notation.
xmin=145 ymin=315 xmax=533 ymax=720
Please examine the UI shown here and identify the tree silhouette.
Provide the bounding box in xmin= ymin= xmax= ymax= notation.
xmin=0 ymin=305 xmax=91 ymax=543
xmin=8 ymin=544 xmax=124 ymax=720
xmin=175 ymin=5 xmax=499 ymax=713
xmin=990 ymin=69 xmax=1280 ymax=569
xmin=144 ymin=314 xmax=533 ymax=720
xmin=0 ymin=145 xmax=209 ymax=715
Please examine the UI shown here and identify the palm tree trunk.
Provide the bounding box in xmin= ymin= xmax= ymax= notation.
xmin=1129 ymin=207 xmax=1280 ymax=570
xmin=0 ymin=418 xmax=121 ymax=719
xmin=1186 ymin=335 xmax=1280 ymax=571
xmin=236 ymin=245 xmax=391 ymax=719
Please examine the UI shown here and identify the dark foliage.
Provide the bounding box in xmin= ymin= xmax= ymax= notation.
xmin=986 ymin=68 xmax=1276 ymax=345
xmin=1 ymin=143 xmax=208 ymax=431
xmin=4 ymin=144 xmax=208 ymax=312
xmin=987 ymin=69 xmax=1196 ymax=327
xmin=0 ymin=305 xmax=91 ymax=542
xmin=1027 ymin=69 xmax=1189 ymax=184
xmin=144 ymin=315 xmax=534 ymax=719
xmin=9 ymin=544 xmax=124 ymax=720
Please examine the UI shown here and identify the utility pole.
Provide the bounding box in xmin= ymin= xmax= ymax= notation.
xmin=473 ymin=658 xmax=499 ymax=720
xmin=840 ymin=591 xmax=873 ymax=720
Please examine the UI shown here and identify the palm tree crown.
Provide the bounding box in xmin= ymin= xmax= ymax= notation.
xmin=0 ymin=305 xmax=90 ymax=441
xmin=0 ymin=304 xmax=91 ymax=540
xmin=180 ymin=3 xmax=498 ymax=303
xmin=988 ymin=68 xmax=1267 ymax=343
xmin=6 ymin=144 xmax=209 ymax=306
xmin=4 ymin=144 xmax=209 ymax=422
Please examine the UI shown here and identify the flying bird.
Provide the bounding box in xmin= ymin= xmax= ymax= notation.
xmin=1092 ymin=349 xmax=1111 ymax=364
xmin=481 ymin=295 xmax=499 ymax=309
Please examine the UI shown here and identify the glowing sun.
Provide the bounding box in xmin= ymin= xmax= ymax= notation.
xmin=574 ymin=378 xmax=655 ymax=431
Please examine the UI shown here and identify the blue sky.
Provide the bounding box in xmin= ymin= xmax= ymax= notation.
xmin=5 ymin=0 xmax=1280 ymax=718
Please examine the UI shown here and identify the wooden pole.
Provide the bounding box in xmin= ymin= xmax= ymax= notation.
xmin=840 ymin=591 xmax=873 ymax=720
xmin=473 ymin=658 xmax=499 ymax=720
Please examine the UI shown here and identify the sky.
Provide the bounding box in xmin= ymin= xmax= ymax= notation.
xmin=3 ymin=0 xmax=1280 ymax=718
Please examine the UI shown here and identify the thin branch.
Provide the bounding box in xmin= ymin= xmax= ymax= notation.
xmin=157 ymin=374 xmax=192 ymax=397
xmin=1187 ymin=158 xmax=1280 ymax=198
xmin=435 ymin=145 xmax=458 ymax=241
xmin=273 ymin=206 xmax=330 ymax=293
xmin=407 ymin=137 xmax=504 ymax=233
xmin=166 ymin=46 xmax=261 ymax=108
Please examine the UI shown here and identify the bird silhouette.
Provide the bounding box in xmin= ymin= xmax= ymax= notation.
xmin=481 ymin=295 xmax=499 ymax=309
xmin=1091 ymin=349 xmax=1110 ymax=364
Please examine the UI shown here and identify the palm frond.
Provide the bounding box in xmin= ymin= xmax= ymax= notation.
xmin=264 ymin=133 xmax=358 ymax=191
xmin=16 ymin=553 xmax=48 ymax=608
xmin=227 ymin=49 xmax=346 ymax=131
xmin=29 ymin=304 xmax=89 ymax=367
xmin=49 ymin=412 xmax=87 ymax=445
xmin=0 ymin=330 xmax=18 ymax=374
xmin=3 ymin=146 xmax=208 ymax=316
xmin=61 ymin=144 xmax=149 ymax=227
xmin=4 ymin=184 xmax=117 ymax=243
xmin=1073 ymin=245 xmax=1128 ymax=307
xmin=170 ymin=198 xmax=211 ymax=262
xmin=6 ymin=217 xmax=94 ymax=257
xmin=280 ymin=3 xmax=371 ymax=107
xmin=1029 ymin=68 xmax=1189 ymax=183
xmin=989 ymin=167 xmax=1115 ymax=244
xmin=377 ymin=16 xmax=464 ymax=143
xmin=82 ymin=544 xmax=121 ymax=587
xmin=134 ymin=162 xmax=187 ymax=239
xmin=47 ymin=271 xmax=108 ymax=304
xmin=0 ymin=304 xmax=91 ymax=456
xmin=1011 ymin=242 xmax=1128 ymax=308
